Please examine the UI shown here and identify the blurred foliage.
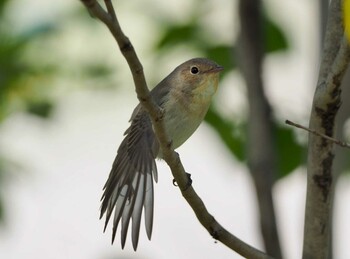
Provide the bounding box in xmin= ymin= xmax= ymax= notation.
xmin=0 ymin=0 xmax=116 ymax=224
xmin=275 ymin=125 xmax=305 ymax=177
xmin=155 ymin=11 xmax=288 ymax=76
xmin=205 ymin=108 xmax=245 ymax=161
xmin=262 ymin=12 xmax=288 ymax=53
xmin=0 ymin=8 xmax=56 ymax=120
xmin=206 ymin=108 xmax=305 ymax=178
xmin=0 ymin=1 xmax=115 ymax=122
xmin=153 ymin=1 xmax=304 ymax=179
xmin=0 ymin=0 xmax=60 ymax=223
xmin=0 ymin=0 xmax=304 ymax=224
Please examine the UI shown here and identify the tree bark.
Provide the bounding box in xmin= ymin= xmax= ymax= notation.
xmin=237 ymin=1 xmax=283 ymax=258
xmin=303 ymin=1 xmax=350 ymax=258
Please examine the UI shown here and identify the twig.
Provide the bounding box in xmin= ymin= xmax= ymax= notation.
xmin=80 ymin=1 xmax=272 ymax=258
xmin=285 ymin=119 xmax=350 ymax=148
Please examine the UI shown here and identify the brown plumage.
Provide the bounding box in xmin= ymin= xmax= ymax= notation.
xmin=100 ymin=58 xmax=223 ymax=250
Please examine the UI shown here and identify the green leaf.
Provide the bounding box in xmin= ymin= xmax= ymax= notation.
xmin=205 ymin=107 xmax=245 ymax=161
xmin=0 ymin=0 xmax=10 ymax=15
xmin=206 ymin=108 xmax=305 ymax=178
xmin=275 ymin=125 xmax=305 ymax=178
xmin=156 ymin=23 xmax=200 ymax=50
xmin=26 ymin=100 xmax=54 ymax=118
xmin=263 ymin=16 xmax=289 ymax=53
xmin=82 ymin=63 xmax=114 ymax=78
xmin=204 ymin=45 xmax=236 ymax=73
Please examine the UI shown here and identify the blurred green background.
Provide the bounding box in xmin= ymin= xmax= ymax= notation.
xmin=0 ymin=0 xmax=349 ymax=259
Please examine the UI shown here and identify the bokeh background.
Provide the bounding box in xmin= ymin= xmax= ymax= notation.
xmin=0 ymin=0 xmax=350 ymax=258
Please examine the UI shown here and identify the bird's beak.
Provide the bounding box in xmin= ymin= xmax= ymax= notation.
xmin=206 ymin=65 xmax=224 ymax=73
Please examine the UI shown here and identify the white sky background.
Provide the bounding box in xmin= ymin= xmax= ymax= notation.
xmin=1 ymin=0 xmax=350 ymax=259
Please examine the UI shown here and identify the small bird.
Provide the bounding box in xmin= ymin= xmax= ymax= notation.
xmin=100 ymin=58 xmax=223 ymax=250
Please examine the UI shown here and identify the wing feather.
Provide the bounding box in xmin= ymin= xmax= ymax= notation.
xmin=100 ymin=109 xmax=158 ymax=250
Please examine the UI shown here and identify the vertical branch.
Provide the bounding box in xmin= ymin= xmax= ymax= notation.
xmin=319 ymin=0 xmax=329 ymax=46
xmin=237 ymin=1 xmax=283 ymax=258
xmin=303 ymin=0 xmax=350 ymax=258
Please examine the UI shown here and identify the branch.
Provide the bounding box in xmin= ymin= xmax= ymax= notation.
xmin=285 ymin=120 xmax=350 ymax=148
xmin=80 ymin=0 xmax=272 ymax=258
xmin=237 ymin=1 xmax=283 ymax=258
xmin=303 ymin=0 xmax=350 ymax=258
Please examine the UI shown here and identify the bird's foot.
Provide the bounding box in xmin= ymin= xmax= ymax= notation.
xmin=172 ymin=172 xmax=192 ymax=191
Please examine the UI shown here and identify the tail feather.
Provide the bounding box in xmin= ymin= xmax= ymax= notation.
xmin=144 ymin=168 xmax=154 ymax=239
xmin=131 ymin=156 xmax=148 ymax=250
xmin=120 ymin=170 xmax=142 ymax=249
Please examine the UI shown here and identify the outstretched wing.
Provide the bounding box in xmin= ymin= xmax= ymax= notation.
xmin=100 ymin=108 xmax=159 ymax=250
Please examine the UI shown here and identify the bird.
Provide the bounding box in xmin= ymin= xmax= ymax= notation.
xmin=100 ymin=57 xmax=223 ymax=250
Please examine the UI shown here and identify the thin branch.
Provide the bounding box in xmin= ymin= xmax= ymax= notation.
xmin=104 ymin=0 xmax=117 ymax=20
xmin=286 ymin=119 xmax=350 ymax=148
xmin=80 ymin=0 xmax=272 ymax=258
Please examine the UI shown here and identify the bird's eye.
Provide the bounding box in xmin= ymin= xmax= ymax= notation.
xmin=190 ymin=66 xmax=199 ymax=74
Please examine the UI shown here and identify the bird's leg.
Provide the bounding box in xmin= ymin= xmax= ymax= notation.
xmin=172 ymin=172 xmax=192 ymax=190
